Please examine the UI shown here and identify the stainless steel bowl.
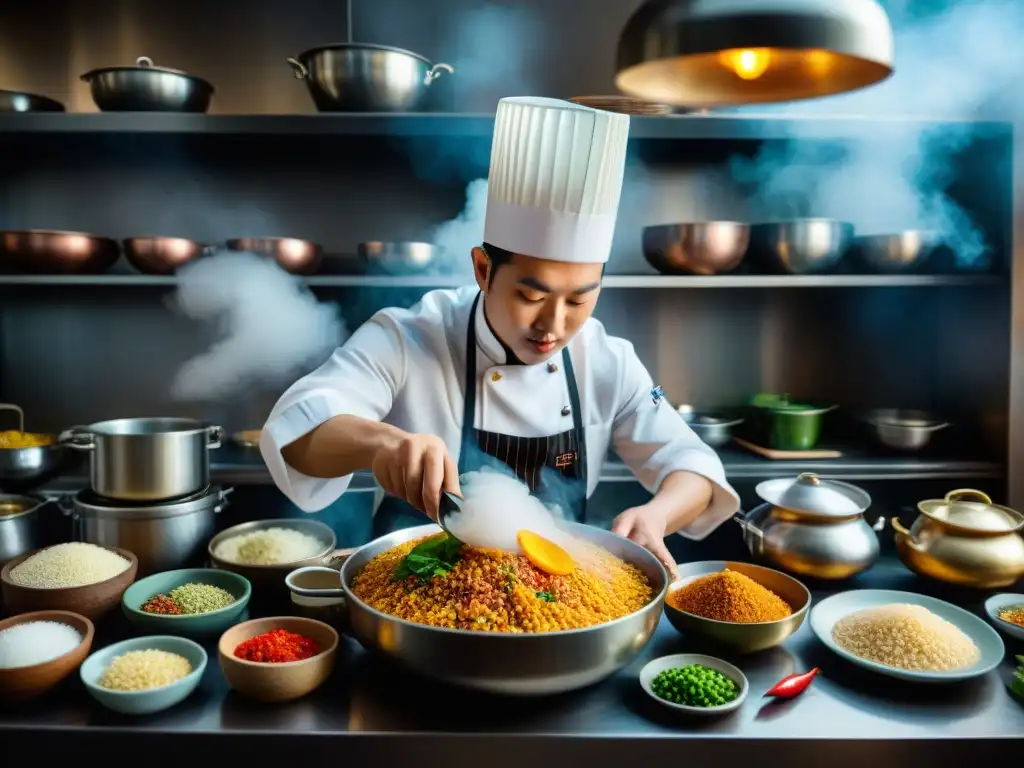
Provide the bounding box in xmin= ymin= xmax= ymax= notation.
xmin=358 ymin=241 xmax=439 ymax=274
xmin=81 ymin=56 xmax=214 ymax=113
xmin=287 ymin=44 xmax=454 ymax=113
xmin=0 ymin=404 xmax=65 ymax=487
xmin=853 ymin=231 xmax=939 ymax=273
xmin=225 ymin=238 xmax=323 ymax=275
xmin=0 ymin=230 xmax=120 ymax=274
xmin=341 ymin=523 xmax=668 ymax=695
xmin=123 ymin=237 xmax=208 ymax=275
xmin=0 ymin=90 xmax=64 ymax=112
xmin=208 ymin=518 xmax=342 ymax=591
xmin=0 ymin=495 xmax=51 ymax=564
xmin=677 ymin=405 xmax=743 ymax=448
xmin=866 ymin=409 xmax=949 ymax=452
xmin=664 ymin=560 xmax=810 ymax=653
xmin=643 ymin=222 xmax=750 ymax=275
xmin=751 ymin=219 xmax=854 ymax=274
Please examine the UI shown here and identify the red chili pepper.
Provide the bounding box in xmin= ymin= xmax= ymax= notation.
xmin=764 ymin=667 xmax=819 ymax=699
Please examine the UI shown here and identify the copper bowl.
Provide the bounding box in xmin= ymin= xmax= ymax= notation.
xmin=123 ymin=236 xmax=208 ymax=274
xmin=225 ymin=238 xmax=323 ymax=275
xmin=0 ymin=230 xmax=120 ymax=274
xmin=643 ymin=222 xmax=750 ymax=275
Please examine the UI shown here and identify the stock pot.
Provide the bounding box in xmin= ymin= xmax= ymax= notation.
xmin=60 ymin=418 xmax=223 ymax=502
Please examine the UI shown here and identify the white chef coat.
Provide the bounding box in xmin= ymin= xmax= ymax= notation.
xmin=261 ymin=286 xmax=740 ymax=540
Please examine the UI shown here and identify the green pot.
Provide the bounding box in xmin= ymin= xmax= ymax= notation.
xmin=764 ymin=405 xmax=836 ymax=450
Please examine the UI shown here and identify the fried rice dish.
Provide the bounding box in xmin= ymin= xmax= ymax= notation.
xmin=350 ymin=534 xmax=654 ymax=633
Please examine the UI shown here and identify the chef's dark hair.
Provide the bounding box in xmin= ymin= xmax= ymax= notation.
xmin=481 ymin=242 xmax=606 ymax=287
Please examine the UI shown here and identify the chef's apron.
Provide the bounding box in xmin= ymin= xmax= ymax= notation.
xmin=372 ymin=293 xmax=587 ymax=537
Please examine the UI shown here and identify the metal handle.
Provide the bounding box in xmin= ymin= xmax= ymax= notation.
xmin=58 ymin=426 xmax=96 ymax=450
xmin=286 ymin=57 xmax=309 ymax=80
xmin=136 ymin=56 xmax=154 ymax=68
xmin=796 ymin=472 xmax=821 ymax=486
xmin=424 ymin=62 xmax=454 ymax=85
xmin=890 ymin=517 xmax=923 ymax=551
xmin=945 ymin=488 xmax=991 ymax=504
xmin=0 ymin=403 xmax=25 ymax=432
xmin=206 ymin=425 xmax=224 ymax=450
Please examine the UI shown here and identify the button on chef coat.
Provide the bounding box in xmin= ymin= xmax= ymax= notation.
xmin=261 ymin=286 xmax=740 ymax=540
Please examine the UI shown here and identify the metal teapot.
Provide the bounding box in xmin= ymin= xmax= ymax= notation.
xmin=892 ymin=489 xmax=1024 ymax=589
xmin=737 ymin=473 xmax=883 ymax=579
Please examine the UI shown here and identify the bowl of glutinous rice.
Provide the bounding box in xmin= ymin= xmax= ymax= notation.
xmin=208 ymin=519 xmax=339 ymax=591
xmin=810 ymin=589 xmax=1004 ymax=682
xmin=1 ymin=543 xmax=138 ymax=620
xmin=122 ymin=568 xmax=251 ymax=638
xmin=80 ymin=635 xmax=207 ymax=715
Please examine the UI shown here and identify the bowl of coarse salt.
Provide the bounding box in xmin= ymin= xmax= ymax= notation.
xmin=0 ymin=610 xmax=94 ymax=701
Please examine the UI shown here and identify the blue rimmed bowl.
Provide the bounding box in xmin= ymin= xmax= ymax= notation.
xmin=122 ymin=568 xmax=250 ymax=638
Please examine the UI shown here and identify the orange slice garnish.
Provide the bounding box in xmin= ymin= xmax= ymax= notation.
xmin=517 ymin=529 xmax=574 ymax=576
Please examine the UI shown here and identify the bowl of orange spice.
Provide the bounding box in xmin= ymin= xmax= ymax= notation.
xmin=218 ymin=616 xmax=338 ymax=702
xmin=664 ymin=561 xmax=811 ymax=653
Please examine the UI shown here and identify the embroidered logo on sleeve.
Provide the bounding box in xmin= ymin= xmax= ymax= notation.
xmin=650 ymin=385 xmax=665 ymax=406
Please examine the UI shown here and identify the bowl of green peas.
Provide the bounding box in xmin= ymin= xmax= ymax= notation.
xmin=639 ymin=653 xmax=748 ymax=715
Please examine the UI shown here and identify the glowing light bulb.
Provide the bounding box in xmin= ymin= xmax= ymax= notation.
xmin=720 ymin=48 xmax=772 ymax=80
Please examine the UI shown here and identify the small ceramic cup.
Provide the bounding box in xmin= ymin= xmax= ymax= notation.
xmin=285 ymin=566 xmax=346 ymax=629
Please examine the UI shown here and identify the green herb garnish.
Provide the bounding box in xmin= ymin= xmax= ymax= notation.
xmin=393 ymin=534 xmax=463 ymax=583
xmin=535 ymin=591 xmax=556 ymax=602
xmin=1010 ymin=655 xmax=1024 ymax=704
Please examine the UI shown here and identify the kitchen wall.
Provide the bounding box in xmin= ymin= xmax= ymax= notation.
xmin=0 ymin=0 xmax=638 ymax=114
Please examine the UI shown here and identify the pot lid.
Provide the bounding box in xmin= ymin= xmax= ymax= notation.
xmin=81 ymin=57 xmax=211 ymax=84
xmin=919 ymin=497 xmax=1024 ymax=533
xmin=295 ymin=42 xmax=433 ymax=65
xmin=756 ymin=473 xmax=871 ymax=518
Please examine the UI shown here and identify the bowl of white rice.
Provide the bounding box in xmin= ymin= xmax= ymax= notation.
xmin=1 ymin=542 xmax=138 ymax=619
xmin=0 ymin=609 xmax=94 ymax=701
xmin=208 ymin=519 xmax=337 ymax=590
xmin=809 ymin=588 xmax=1005 ymax=682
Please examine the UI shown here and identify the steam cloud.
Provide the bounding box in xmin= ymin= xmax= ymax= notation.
xmin=428 ymin=178 xmax=488 ymax=273
xmin=169 ymin=251 xmax=345 ymax=401
xmin=731 ymin=0 xmax=1024 ymax=267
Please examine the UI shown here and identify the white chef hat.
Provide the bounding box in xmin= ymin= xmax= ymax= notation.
xmin=483 ymin=96 xmax=630 ymax=264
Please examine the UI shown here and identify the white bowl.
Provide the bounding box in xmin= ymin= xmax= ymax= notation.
xmin=810 ymin=589 xmax=1005 ymax=683
xmin=639 ymin=653 xmax=748 ymax=716
xmin=984 ymin=593 xmax=1024 ymax=642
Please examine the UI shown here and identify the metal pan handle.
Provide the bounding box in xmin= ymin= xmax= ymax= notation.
xmin=206 ymin=425 xmax=224 ymax=450
xmin=0 ymin=403 xmax=25 ymax=433
xmin=58 ymin=426 xmax=96 ymax=450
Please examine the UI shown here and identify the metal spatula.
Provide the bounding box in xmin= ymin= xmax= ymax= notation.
xmin=437 ymin=490 xmax=464 ymax=537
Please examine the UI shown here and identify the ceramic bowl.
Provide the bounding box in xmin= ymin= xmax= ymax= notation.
xmin=80 ymin=635 xmax=207 ymax=715
xmin=983 ymin=593 xmax=1024 ymax=642
xmin=121 ymin=568 xmax=251 ymax=638
xmin=663 ymin=560 xmax=811 ymax=653
xmin=285 ymin=564 xmax=349 ymax=630
xmin=218 ymin=616 xmax=338 ymax=702
xmin=0 ymin=610 xmax=94 ymax=701
xmin=1 ymin=545 xmax=138 ymax=620
xmin=639 ymin=653 xmax=749 ymax=716
xmin=810 ymin=589 xmax=1005 ymax=682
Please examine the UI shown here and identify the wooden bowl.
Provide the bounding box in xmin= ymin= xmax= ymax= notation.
xmin=1 ymin=546 xmax=138 ymax=620
xmin=0 ymin=610 xmax=94 ymax=701
xmin=218 ymin=616 xmax=338 ymax=702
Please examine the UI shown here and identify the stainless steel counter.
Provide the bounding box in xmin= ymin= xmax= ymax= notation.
xmin=1 ymin=558 xmax=1022 ymax=766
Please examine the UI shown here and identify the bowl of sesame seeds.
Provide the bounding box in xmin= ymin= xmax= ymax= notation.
xmin=121 ymin=568 xmax=251 ymax=638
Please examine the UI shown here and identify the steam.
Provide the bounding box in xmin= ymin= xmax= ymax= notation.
xmin=444 ymin=467 xmax=575 ymax=553
xmin=731 ymin=0 xmax=1024 ymax=267
xmin=169 ymin=251 xmax=345 ymax=401
xmin=427 ymin=178 xmax=488 ymax=273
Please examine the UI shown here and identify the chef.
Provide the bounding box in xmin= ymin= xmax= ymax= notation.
xmin=261 ymin=96 xmax=739 ymax=574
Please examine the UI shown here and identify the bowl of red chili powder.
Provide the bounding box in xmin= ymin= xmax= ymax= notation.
xmin=217 ymin=616 xmax=338 ymax=702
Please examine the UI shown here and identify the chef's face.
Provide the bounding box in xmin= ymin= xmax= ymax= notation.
xmin=472 ymin=247 xmax=603 ymax=364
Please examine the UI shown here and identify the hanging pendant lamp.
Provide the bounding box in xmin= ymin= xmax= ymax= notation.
xmin=615 ymin=0 xmax=894 ymax=107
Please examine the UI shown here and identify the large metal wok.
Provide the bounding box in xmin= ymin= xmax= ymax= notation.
xmin=340 ymin=523 xmax=668 ymax=695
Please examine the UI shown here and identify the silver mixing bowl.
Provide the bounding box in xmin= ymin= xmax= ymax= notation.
xmin=341 ymin=523 xmax=668 ymax=695
xmin=642 ymin=222 xmax=750 ymax=275
xmin=751 ymin=219 xmax=854 ymax=274
xmin=853 ymin=231 xmax=940 ymax=273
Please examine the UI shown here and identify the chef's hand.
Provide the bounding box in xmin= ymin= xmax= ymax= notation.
xmin=371 ymin=432 xmax=461 ymax=521
xmin=612 ymin=506 xmax=680 ymax=580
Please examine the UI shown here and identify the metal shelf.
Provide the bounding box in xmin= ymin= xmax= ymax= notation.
xmin=0 ymin=113 xmax=1009 ymax=141
xmin=0 ymin=273 xmax=1003 ymax=289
